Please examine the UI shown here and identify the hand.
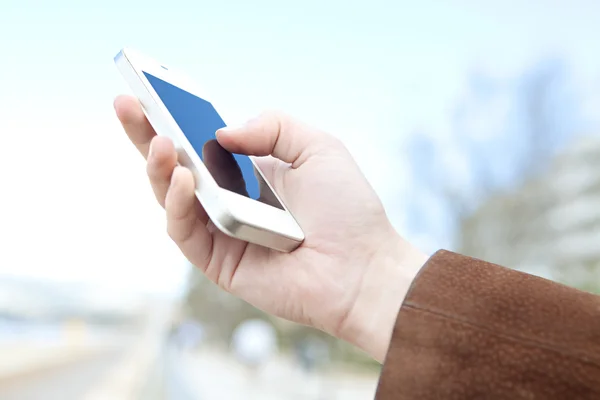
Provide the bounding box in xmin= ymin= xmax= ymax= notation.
xmin=114 ymin=96 xmax=428 ymax=362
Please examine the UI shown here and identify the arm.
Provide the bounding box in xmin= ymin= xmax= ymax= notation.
xmin=376 ymin=250 xmax=600 ymax=399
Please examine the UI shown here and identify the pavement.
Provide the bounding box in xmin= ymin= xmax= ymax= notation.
xmin=0 ymin=347 xmax=124 ymax=400
xmin=0 ymin=340 xmax=380 ymax=400
xmin=178 ymin=348 xmax=380 ymax=400
xmin=0 ymin=313 xmax=171 ymax=400
xmin=0 ymin=312 xmax=379 ymax=400
xmin=0 ymin=342 xmax=100 ymax=385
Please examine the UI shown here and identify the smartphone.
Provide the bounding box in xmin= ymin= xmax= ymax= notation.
xmin=114 ymin=48 xmax=304 ymax=252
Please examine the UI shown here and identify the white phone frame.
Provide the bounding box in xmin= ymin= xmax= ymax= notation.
xmin=115 ymin=48 xmax=304 ymax=252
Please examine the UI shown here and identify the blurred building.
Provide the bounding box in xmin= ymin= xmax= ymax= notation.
xmin=459 ymin=135 xmax=600 ymax=293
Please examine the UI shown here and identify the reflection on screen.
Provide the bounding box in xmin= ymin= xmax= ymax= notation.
xmin=143 ymin=72 xmax=284 ymax=210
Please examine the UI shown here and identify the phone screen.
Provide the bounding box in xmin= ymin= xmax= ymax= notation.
xmin=143 ymin=72 xmax=284 ymax=210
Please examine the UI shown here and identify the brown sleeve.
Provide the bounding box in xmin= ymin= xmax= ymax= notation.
xmin=376 ymin=250 xmax=600 ymax=400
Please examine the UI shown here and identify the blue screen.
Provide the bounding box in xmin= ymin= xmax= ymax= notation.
xmin=144 ymin=72 xmax=283 ymax=210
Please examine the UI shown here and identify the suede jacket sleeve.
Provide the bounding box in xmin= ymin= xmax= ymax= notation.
xmin=376 ymin=250 xmax=600 ymax=400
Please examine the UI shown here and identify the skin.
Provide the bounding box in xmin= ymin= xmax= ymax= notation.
xmin=114 ymin=95 xmax=429 ymax=362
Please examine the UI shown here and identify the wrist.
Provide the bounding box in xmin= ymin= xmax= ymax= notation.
xmin=339 ymin=233 xmax=429 ymax=362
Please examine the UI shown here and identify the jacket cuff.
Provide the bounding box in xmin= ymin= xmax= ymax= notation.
xmin=375 ymin=250 xmax=600 ymax=399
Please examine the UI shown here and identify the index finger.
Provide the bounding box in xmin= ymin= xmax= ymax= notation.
xmin=114 ymin=95 xmax=156 ymax=158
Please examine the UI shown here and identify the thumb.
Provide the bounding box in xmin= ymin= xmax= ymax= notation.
xmin=215 ymin=111 xmax=338 ymax=167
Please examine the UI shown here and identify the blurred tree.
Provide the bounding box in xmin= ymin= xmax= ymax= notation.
xmin=406 ymin=57 xmax=582 ymax=251
xmin=412 ymin=57 xmax=600 ymax=292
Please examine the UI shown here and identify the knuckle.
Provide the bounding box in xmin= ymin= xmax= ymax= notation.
xmin=311 ymin=132 xmax=345 ymax=153
xmin=259 ymin=109 xmax=289 ymax=128
xmin=259 ymin=109 xmax=282 ymax=119
xmin=328 ymin=135 xmax=346 ymax=149
xmin=166 ymin=221 xmax=181 ymax=242
xmin=146 ymin=160 xmax=161 ymax=180
xmin=154 ymin=192 xmax=166 ymax=209
xmin=147 ymin=161 xmax=172 ymax=185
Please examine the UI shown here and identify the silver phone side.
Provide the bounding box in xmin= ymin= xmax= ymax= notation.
xmin=115 ymin=50 xmax=303 ymax=252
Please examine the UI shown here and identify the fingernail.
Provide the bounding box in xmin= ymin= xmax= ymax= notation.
xmin=218 ymin=117 xmax=259 ymax=135
xmin=216 ymin=126 xmax=240 ymax=139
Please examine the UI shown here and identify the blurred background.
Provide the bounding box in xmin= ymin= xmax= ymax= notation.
xmin=1 ymin=0 xmax=599 ymax=398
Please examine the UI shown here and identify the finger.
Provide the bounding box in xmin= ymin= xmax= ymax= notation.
xmin=166 ymin=166 xmax=213 ymax=269
xmin=147 ymin=136 xmax=177 ymax=208
xmin=114 ymin=95 xmax=156 ymax=158
xmin=215 ymin=111 xmax=339 ymax=167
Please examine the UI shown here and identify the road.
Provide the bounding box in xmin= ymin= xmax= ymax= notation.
xmin=0 ymin=347 xmax=124 ymax=400
xmin=177 ymin=348 xmax=379 ymax=400
xmin=0 ymin=341 xmax=378 ymax=400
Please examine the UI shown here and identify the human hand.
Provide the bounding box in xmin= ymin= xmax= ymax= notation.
xmin=114 ymin=96 xmax=428 ymax=362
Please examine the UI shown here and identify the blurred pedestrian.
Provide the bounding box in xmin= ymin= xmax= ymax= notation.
xmin=230 ymin=319 xmax=277 ymax=374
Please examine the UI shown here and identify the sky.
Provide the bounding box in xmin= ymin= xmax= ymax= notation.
xmin=0 ymin=0 xmax=599 ymax=298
